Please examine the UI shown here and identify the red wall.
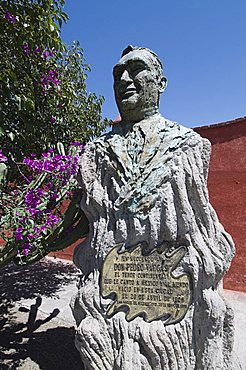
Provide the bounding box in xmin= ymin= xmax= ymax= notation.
xmin=195 ymin=117 xmax=246 ymax=292
xmin=49 ymin=240 xmax=83 ymax=261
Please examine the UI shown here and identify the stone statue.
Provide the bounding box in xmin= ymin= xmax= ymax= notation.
xmin=71 ymin=46 xmax=238 ymax=369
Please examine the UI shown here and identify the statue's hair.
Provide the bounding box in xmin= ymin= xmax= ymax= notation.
xmin=121 ymin=45 xmax=163 ymax=76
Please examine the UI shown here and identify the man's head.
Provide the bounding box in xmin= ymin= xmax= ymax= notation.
xmin=113 ymin=45 xmax=167 ymax=122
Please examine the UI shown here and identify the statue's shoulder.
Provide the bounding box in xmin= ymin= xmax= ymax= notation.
xmin=84 ymin=130 xmax=113 ymax=151
xmin=157 ymin=116 xmax=211 ymax=161
xmin=162 ymin=116 xmax=196 ymax=137
xmin=163 ymin=116 xmax=210 ymax=145
xmin=90 ymin=122 xmax=125 ymax=149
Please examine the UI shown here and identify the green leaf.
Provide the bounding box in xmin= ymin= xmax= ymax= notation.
xmin=0 ymin=0 xmax=109 ymax=267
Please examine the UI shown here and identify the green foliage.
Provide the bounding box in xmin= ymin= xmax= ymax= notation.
xmin=0 ymin=0 xmax=109 ymax=265
xmin=0 ymin=0 xmax=108 ymax=184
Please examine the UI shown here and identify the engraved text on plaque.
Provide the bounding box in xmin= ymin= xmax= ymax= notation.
xmin=101 ymin=243 xmax=191 ymax=324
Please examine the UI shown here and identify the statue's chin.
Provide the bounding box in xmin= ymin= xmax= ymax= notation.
xmin=116 ymin=94 xmax=159 ymax=122
xmin=119 ymin=95 xmax=140 ymax=109
xmin=118 ymin=97 xmax=143 ymax=119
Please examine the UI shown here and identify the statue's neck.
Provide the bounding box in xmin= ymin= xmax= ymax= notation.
xmin=120 ymin=107 xmax=159 ymax=125
xmin=120 ymin=112 xmax=161 ymax=135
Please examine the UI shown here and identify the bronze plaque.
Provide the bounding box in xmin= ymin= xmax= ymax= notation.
xmin=101 ymin=243 xmax=191 ymax=324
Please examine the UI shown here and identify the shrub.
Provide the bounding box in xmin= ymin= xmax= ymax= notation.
xmin=0 ymin=0 xmax=108 ymax=265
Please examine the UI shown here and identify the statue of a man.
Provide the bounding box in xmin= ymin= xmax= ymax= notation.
xmin=72 ymin=46 xmax=237 ymax=370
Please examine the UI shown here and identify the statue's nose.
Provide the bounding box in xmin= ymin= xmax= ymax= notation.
xmin=121 ymin=70 xmax=132 ymax=83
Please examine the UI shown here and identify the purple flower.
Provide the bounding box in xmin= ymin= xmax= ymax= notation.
xmin=37 ymin=188 xmax=44 ymax=196
xmin=23 ymin=43 xmax=30 ymax=56
xmin=24 ymin=188 xmax=44 ymax=209
xmin=5 ymin=11 xmax=16 ymax=23
xmin=45 ymin=213 xmax=59 ymax=228
xmin=53 ymin=78 xmax=60 ymax=85
xmin=15 ymin=227 xmax=23 ymax=241
xmin=27 ymin=207 xmax=40 ymax=217
xmin=48 ymin=69 xmax=60 ymax=85
xmin=50 ymin=189 xmax=57 ymax=200
xmin=42 ymin=50 xmax=49 ymax=59
xmin=50 ymin=116 xmax=56 ymax=124
xmin=33 ymin=226 xmax=40 ymax=236
xmin=35 ymin=47 xmax=40 ymax=53
xmin=46 ymin=181 xmax=53 ymax=190
xmin=23 ymin=151 xmax=79 ymax=183
xmin=24 ymin=189 xmax=39 ymax=208
xmin=40 ymin=69 xmax=60 ymax=90
xmin=0 ymin=150 xmax=7 ymax=163
xmin=70 ymin=141 xmax=80 ymax=146
xmin=70 ymin=142 xmax=85 ymax=152
xmin=22 ymin=242 xmax=31 ymax=256
xmin=40 ymin=73 xmax=48 ymax=86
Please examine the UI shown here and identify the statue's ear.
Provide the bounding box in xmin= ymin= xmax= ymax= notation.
xmin=159 ymin=76 xmax=167 ymax=93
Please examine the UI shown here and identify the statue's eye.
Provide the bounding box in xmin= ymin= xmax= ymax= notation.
xmin=132 ymin=68 xmax=144 ymax=76
xmin=130 ymin=62 xmax=146 ymax=77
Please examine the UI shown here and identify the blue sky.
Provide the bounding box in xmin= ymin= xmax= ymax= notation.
xmin=62 ymin=0 xmax=246 ymax=128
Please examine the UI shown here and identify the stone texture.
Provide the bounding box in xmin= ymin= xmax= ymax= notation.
xmin=71 ymin=46 xmax=238 ymax=369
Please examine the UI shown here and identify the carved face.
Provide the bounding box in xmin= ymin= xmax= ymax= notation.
xmin=113 ymin=49 xmax=166 ymax=122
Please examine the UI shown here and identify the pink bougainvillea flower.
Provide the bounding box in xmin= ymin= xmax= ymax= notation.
xmin=27 ymin=233 xmax=34 ymax=240
xmin=22 ymin=242 xmax=31 ymax=256
xmin=5 ymin=11 xmax=16 ymax=23
xmin=23 ymin=43 xmax=30 ymax=56
xmin=0 ymin=150 xmax=7 ymax=163
xmin=15 ymin=227 xmax=23 ymax=241
xmin=45 ymin=212 xmax=59 ymax=228
xmin=42 ymin=50 xmax=49 ymax=59
xmin=70 ymin=141 xmax=85 ymax=152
